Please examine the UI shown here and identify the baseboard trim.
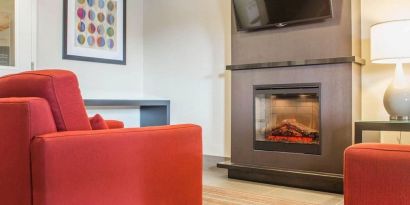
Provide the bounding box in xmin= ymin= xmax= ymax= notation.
xmin=217 ymin=161 xmax=343 ymax=194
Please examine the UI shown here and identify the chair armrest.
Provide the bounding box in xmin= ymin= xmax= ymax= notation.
xmin=31 ymin=124 xmax=202 ymax=205
xmin=0 ymin=97 xmax=56 ymax=205
xmin=105 ymin=120 xmax=124 ymax=129
xmin=344 ymin=143 xmax=410 ymax=205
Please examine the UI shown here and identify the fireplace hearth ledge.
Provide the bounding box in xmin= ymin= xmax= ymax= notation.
xmin=226 ymin=56 xmax=365 ymax=71
xmin=217 ymin=161 xmax=343 ymax=194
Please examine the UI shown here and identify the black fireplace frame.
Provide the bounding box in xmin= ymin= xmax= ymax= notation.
xmin=253 ymin=83 xmax=322 ymax=155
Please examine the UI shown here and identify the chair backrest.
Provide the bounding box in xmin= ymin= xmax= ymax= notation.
xmin=0 ymin=70 xmax=92 ymax=131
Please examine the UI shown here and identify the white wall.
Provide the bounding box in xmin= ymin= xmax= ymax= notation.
xmin=143 ymin=0 xmax=231 ymax=157
xmin=33 ymin=0 xmax=410 ymax=152
xmin=361 ymin=0 xmax=410 ymax=121
xmin=361 ymin=0 xmax=410 ymax=144
xmin=36 ymin=0 xmax=144 ymax=126
xmin=36 ymin=0 xmax=233 ymax=146
xmin=37 ymin=0 xmax=144 ymax=100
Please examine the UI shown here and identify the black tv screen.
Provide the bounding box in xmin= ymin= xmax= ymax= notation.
xmin=233 ymin=0 xmax=333 ymax=31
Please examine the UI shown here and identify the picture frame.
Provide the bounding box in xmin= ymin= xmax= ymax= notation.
xmin=63 ymin=0 xmax=126 ymax=65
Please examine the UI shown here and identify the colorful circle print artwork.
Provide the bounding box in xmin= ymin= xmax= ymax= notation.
xmin=88 ymin=10 xmax=96 ymax=20
xmin=87 ymin=0 xmax=95 ymax=7
xmin=87 ymin=36 xmax=95 ymax=46
xmin=98 ymin=0 xmax=105 ymax=9
xmin=77 ymin=34 xmax=86 ymax=45
xmin=77 ymin=22 xmax=86 ymax=32
xmin=77 ymin=8 xmax=86 ymax=19
xmin=97 ymin=13 xmax=105 ymax=22
xmin=88 ymin=23 xmax=96 ymax=34
xmin=75 ymin=0 xmax=117 ymax=50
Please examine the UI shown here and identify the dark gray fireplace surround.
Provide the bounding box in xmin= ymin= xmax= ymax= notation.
xmin=218 ymin=0 xmax=362 ymax=193
xmin=218 ymin=58 xmax=362 ymax=193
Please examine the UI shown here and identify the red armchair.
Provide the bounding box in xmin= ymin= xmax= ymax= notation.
xmin=344 ymin=143 xmax=410 ymax=205
xmin=0 ymin=70 xmax=202 ymax=205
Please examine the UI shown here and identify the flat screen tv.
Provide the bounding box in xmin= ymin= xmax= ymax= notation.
xmin=233 ymin=0 xmax=333 ymax=31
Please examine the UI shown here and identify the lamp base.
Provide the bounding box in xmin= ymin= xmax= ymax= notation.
xmin=384 ymin=83 xmax=410 ymax=121
xmin=383 ymin=63 xmax=410 ymax=121
xmin=390 ymin=115 xmax=409 ymax=121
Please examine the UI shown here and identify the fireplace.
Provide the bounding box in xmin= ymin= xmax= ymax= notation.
xmin=254 ymin=84 xmax=321 ymax=155
xmin=217 ymin=57 xmax=363 ymax=193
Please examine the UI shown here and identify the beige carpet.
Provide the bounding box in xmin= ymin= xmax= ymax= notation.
xmin=203 ymin=185 xmax=317 ymax=205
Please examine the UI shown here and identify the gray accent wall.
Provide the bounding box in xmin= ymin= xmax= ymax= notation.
xmin=231 ymin=0 xmax=361 ymax=65
xmin=227 ymin=0 xmax=362 ymax=190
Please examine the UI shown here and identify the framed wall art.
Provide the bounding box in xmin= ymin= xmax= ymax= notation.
xmin=63 ymin=0 xmax=126 ymax=65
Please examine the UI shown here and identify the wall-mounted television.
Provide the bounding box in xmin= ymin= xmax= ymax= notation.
xmin=233 ymin=0 xmax=333 ymax=31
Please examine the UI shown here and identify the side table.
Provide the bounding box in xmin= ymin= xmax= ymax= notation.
xmin=84 ymin=99 xmax=170 ymax=127
xmin=355 ymin=121 xmax=410 ymax=143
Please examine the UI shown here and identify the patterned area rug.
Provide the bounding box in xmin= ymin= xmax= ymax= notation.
xmin=203 ymin=185 xmax=317 ymax=205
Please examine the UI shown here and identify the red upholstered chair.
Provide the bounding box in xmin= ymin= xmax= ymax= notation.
xmin=344 ymin=143 xmax=410 ymax=205
xmin=0 ymin=70 xmax=202 ymax=205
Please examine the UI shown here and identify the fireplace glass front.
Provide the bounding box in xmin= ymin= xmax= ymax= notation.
xmin=254 ymin=84 xmax=321 ymax=155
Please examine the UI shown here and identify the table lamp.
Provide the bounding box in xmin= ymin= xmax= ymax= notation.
xmin=371 ymin=19 xmax=410 ymax=120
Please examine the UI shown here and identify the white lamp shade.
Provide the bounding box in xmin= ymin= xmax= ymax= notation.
xmin=371 ymin=20 xmax=410 ymax=64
